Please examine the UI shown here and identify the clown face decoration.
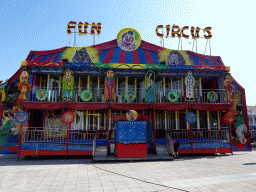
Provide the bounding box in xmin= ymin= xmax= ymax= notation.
xmin=117 ymin=28 xmax=141 ymax=52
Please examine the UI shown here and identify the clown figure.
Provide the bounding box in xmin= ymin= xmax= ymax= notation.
xmin=105 ymin=70 xmax=115 ymax=101
xmin=62 ymin=69 xmax=74 ymax=102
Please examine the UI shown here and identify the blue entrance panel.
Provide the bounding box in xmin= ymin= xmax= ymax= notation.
xmin=116 ymin=121 xmax=147 ymax=144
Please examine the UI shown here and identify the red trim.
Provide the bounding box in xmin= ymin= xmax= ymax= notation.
xmin=26 ymin=61 xmax=66 ymax=67
xmin=229 ymin=124 xmax=233 ymax=155
xmin=112 ymin=114 xmax=151 ymax=122
xmin=110 ymin=103 xmax=151 ymax=110
xmin=190 ymin=123 xmax=193 ymax=154
xmin=153 ymin=109 xmax=156 ymax=153
xmin=68 ymin=150 xmax=92 ymax=156
xmin=38 ymin=150 xmax=66 ymax=156
xmin=19 ymin=149 xmax=36 ymax=156
xmin=103 ymin=48 xmax=115 ymax=63
xmin=107 ymin=109 xmax=110 ymax=154
xmin=217 ymin=148 xmax=232 ymax=154
xmin=18 ymin=124 xmax=23 ymax=157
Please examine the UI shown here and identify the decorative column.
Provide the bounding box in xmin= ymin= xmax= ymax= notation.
xmin=163 ymin=77 xmax=166 ymax=101
xmin=207 ymin=111 xmax=211 ymax=138
xmin=175 ymin=110 xmax=179 ymax=130
xmin=87 ymin=75 xmax=90 ymax=90
xmin=186 ymin=109 xmax=190 ymax=130
xmin=85 ymin=110 xmax=88 ymax=131
xmin=58 ymin=76 xmax=61 ymax=101
xmin=116 ymin=77 xmax=118 ymax=102
xmin=196 ymin=110 xmax=200 ymax=130
xmin=97 ymin=77 xmax=100 ymax=102
xmin=199 ymin=77 xmax=202 ymax=102
xmin=134 ymin=78 xmax=137 ymax=102
xmin=47 ymin=74 xmax=50 ymax=101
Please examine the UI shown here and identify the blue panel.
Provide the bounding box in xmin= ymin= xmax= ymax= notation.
xmin=20 ymin=144 xmax=37 ymax=150
xmin=156 ymin=139 xmax=167 ymax=145
xmin=189 ymin=54 xmax=201 ymax=65
xmin=217 ymin=142 xmax=230 ymax=148
xmin=193 ymin=143 xmax=215 ymax=149
xmin=38 ymin=144 xmax=66 ymax=151
xmin=125 ymin=51 xmax=133 ymax=64
xmin=116 ymin=121 xmax=147 ymax=144
xmin=149 ymin=51 xmax=160 ymax=64
xmin=0 ymin=147 xmax=12 ymax=154
xmin=179 ymin=144 xmax=191 ymax=150
xmin=111 ymin=48 xmax=121 ymax=63
xmin=201 ymin=58 xmax=214 ymax=66
xmin=68 ymin=146 xmax=93 ymax=151
xmin=137 ymin=48 xmax=148 ymax=64
xmin=99 ymin=50 xmax=109 ymax=63
xmin=38 ymin=54 xmax=53 ymax=62
xmin=52 ymin=52 xmax=63 ymax=62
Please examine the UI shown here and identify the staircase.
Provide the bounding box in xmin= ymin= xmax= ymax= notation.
xmin=93 ymin=146 xmax=108 ymax=160
xmin=156 ymin=144 xmax=171 ymax=157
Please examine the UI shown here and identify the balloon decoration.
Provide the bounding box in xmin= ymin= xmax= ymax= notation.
xmin=185 ymin=112 xmax=197 ymax=124
xmin=15 ymin=111 xmax=29 ymax=124
xmin=223 ymin=111 xmax=235 ymax=124
xmin=80 ymin=90 xmax=92 ymax=102
xmin=62 ymin=112 xmax=75 ymax=124
xmin=167 ymin=91 xmax=179 ymax=102
xmin=36 ymin=89 xmax=48 ymax=101
xmin=125 ymin=90 xmax=136 ymax=103
xmin=207 ymin=91 xmax=218 ymax=103
xmin=126 ymin=110 xmax=138 ymax=121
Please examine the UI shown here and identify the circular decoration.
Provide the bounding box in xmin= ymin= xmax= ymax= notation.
xmin=125 ymin=90 xmax=136 ymax=103
xmin=223 ymin=111 xmax=235 ymax=124
xmin=126 ymin=110 xmax=138 ymax=121
xmin=36 ymin=89 xmax=48 ymax=101
xmin=207 ymin=91 xmax=218 ymax=102
xmin=167 ymin=91 xmax=179 ymax=102
xmin=15 ymin=111 xmax=29 ymax=124
xmin=117 ymin=28 xmax=141 ymax=52
xmin=62 ymin=112 xmax=75 ymax=124
xmin=185 ymin=112 xmax=197 ymax=124
xmin=80 ymin=90 xmax=92 ymax=102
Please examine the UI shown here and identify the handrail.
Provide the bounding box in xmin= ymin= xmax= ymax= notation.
xmin=29 ymin=87 xmax=229 ymax=104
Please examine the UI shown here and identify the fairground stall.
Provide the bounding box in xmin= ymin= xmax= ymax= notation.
xmin=0 ymin=25 xmax=252 ymax=159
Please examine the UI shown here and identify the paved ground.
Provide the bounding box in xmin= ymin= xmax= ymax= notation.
xmin=1 ymin=146 xmax=256 ymax=192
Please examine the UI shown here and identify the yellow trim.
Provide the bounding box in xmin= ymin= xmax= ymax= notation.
xmin=170 ymin=78 xmax=173 ymax=87
xmin=79 ymin=76 xmax=81 ymax=86
xmin=59 ymin=76 xmax=61 ymax=85
xmin=181 ymin=77 xmax=184 ymax=86
xmin=40 ymin=75 xmax=42 ymax=87
xmin=207 ymin=111 xmax=210 ymax=119
xmin=163 ymin=77 xmax=165 ymax=86
xmin=134 ymin=78 xmax=137 ymax=87
xmin=47 ymin=74 xmax=50 ymax=83
xmin=21 ymin=61 xmax=27 ymax=66
xmin=126 ymin=76 xmax=128 ymax=86
xmin=109 ymin=109 xmax=111 ymax=118
xmin=199 ymin=77 xmax=202 ymax=86
xmin=217 ymin=111 xmax=220 ymax=119
xmin=116 ymin=77 xmax=118 ymax=86
xmin=98 ymin=77 xmax=100 ymax=86
xmin=196 ymin=110 xmax=199 ymax=118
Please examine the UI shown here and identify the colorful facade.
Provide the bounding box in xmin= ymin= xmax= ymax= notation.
xmin=0 ymin=28 xmax=252 ymax=158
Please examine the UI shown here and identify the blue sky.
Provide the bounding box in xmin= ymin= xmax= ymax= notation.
xmin=0 ymin=0 xmax=255 ymax=105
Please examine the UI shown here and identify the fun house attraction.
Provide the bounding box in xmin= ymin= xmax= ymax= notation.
xmin=0 ymin=23 xmax=252 ymax=160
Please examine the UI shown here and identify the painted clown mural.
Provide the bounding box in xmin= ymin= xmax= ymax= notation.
xmin=104 ymin=70 xmax=115 ymax=101
xmin=62 ymin=69 xmax=74 ymax=102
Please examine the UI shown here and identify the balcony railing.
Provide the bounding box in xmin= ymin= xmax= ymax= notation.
xmin=28 ymin=86 xmax=228 ymax=104
xmin=21 ymin=127 xmax=107 ymax=144
xmin=166 ymin=127 xmax=230 ymax=143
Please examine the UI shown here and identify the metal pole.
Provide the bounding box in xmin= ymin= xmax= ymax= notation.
xmin=229 ymin=123 xmax=233 ymax=155
xmin=190 ymin=123 xmax=193 ymax=155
